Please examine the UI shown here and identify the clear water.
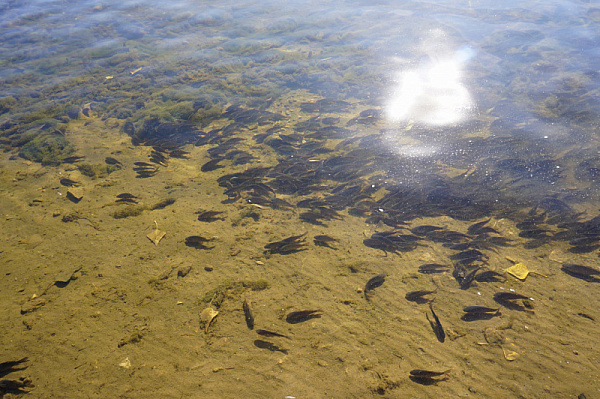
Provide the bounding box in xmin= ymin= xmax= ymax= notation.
xmin=1 ymin=1 xmax=599 ymax=397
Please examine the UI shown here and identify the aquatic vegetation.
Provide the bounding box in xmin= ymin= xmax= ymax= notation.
xmin=19 ymin=132 xmax=74 ymax=165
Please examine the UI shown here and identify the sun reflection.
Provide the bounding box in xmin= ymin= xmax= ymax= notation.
xmin=386 ymin=31 xmax=475 ymax=126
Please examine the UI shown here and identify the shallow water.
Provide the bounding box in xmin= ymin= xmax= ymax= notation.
xmin=1 ymin=1 xmax=600 ymax=397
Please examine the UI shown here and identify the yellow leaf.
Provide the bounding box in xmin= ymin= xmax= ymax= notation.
xmin=505 ymin=262 xmax=529 ymax=280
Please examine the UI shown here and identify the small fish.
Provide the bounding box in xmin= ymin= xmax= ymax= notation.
xmin=426 ymin=303 xmax=445 ymax=343
xmin=201 ymin=158 xmax=224 ymax=172
xmin=133 ymin=161 xmax=155 ymax=167
xmin=196 ymin=210 xmax=225 ymax=222
xmin=256 ymin=329 xmax=290 ymax=339
xmin=242 ymin=300 xmax=254 ymax=330
xmin=493 ymin=292 xmax=532 ymax=301
xmin=410 ymin=225 xmax=444 ymax=236
xmin=116 ymin=193 xmax=137 ymax=199
xmin=253 ymin=340 xmax=288 ymax=354
xmin=459 ymin=267 xmax=481 ymax=290
xmin=405 ymin=290 xmax=436 ymax=302
xmin=562 ymin=263 xmax=600 ymax=277
xmin=467 ymin=218 xmax=498 ymax=235
xmin=463 ymin=306 xmax=500 ymax=314
xmin=105 ymin=156 xmax=122 ymax=165
xmin=185 ymin=236 xmax=215 ymax=249
xmin=364 ymin=273 xmax=386 ymax=300
xmin=418 ymin=264 xmax=450 ymax=274
xmin=59 ymin=178 xmax=81 ymax=187
xmin=285 ymin=310 xmax=322 ymax=324
xmin=474 ymin=270 xmax=506 ymax=282
xmin=62 ymin=155 xmax=85 ymax=163
xmin=313 ymin=235 xmax=338 ymax=249
xmin=409 ymin=369 xmax=451 ymax=378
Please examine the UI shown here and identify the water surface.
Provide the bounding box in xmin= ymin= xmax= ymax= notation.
xmin=1 ymin=1 xmax=599 ymax=397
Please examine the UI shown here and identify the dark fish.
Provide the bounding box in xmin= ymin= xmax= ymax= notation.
xmin=493 ymin=292 xmax=531 ymax=301
xmin=59 ymin=178 xmax=81 ymax=187
xmin=116 ymin=193 xmax=137 ymax=199
xmin=242 ymin=300 xmax=254 ymax=330
xmin=577 ymin=313 xmax=595 ymax=321
xmin=463 ymin=306 xmax=500 ymax=314
xmin=285 ymin=310 xmax=322 ymax=324
xmin=253 ymin=340 xmax=288 ymax=354
xmin=364 ymin=274 xmax=386 ymax=300
xmin=568 ymin=236 xmax=600 ymax=246
xmin=519 ymin=229 xmax=551 ymax=239
xmin=105 ymin=156 xmax=122 ymax=165
xmin=133 ymin=161 xmax=155 ymax=167
xmin=62 ymin=156 xmax=85 ymax=163
xmin=467 ymin=218 xmax=500 ymax=235
xmin=264 ymin=233 xmax=308 ymax=255
xmin=418 ymin=264 xmax=450 ymax=274
xmin=169 ymin=149 xmax=190 ymax=159
xmin=474 ymin=270 xmax=506 ymax=282
xmin=313 ymin=235 xmax=338 ymax=249
xmin=561 ymin=263 xmax=600 ymax=277
xmin=201 ymin=158 xmax=224 ymax=172
xmin=256 ymin=329 xmax=290 ymax=339
xmin=409 ymin=369 xmax=451 ymax=378
xmin=450 ymin=249 xmax=488 ymax=261
xmin=150 ymin=198 xmax=175 ymax=210
xmin=460 ymin=267 xmax=481 ymax=290
xmin=405 ymin=290 xmax=436 ymax=302
xmin=196 ymin=210 xmax=225 ymax=222
xmin=185 ymin=235 xmax=215 ymax=249
xmin=427 ymin=303 xmax=445 ymax=343
xmin=446 ymin=242 xmax=472 ymax=251
xmin=411 ymin=225 xmax=444 ymax=236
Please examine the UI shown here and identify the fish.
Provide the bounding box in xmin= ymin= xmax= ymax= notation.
xmin=410 ymin=225 xmax=445 ymax=236
xmin=409 ymin=369 xmax=451 ymax=378
xmin=426 ymin=303 xmax=445 ymax=343
xmin=116 ymin=193 xmax=137 ymax=199
xmin=562 ymin=263 xmax=600 ymax=277
xmin=474 ymin=270 xmax=506 ymax=282
xmin=285 ymin=310 xmax=322 ymax=324
xmin=493 ymin=292 xmax=532 ymax=301
xmin=463 ymin=306 xmax=500 ymax=314
xmin=201 ymin=158 xmax=224 ymax=172
xmin=253 ymin=340 xmax=288 ymax=354
xmin=364 ymin=274 xmax=386 ymax=300
xmin=418 ymin=264 xmax=450 ymax=274
xmin=105 ymin=156 xmax=122 ymax=165
xmin=459 ymin=267 xmax=482 ymax=290
xmin=196 ymin=210 xmax=225 ymax=222
xmin=242 ymin=300 xmax=254 ymax=330
xmin=467 ymin=218 xmax=499 ymax=235
xmin=59 ymin=178 xmax=81 ymax=187
xmin=405 ymin=290 xmax=436 ymax=302
xmin=185 ymin=236 xmax=215 ymax=249
xmin=256 ymin=329 xmax=290 ymax=339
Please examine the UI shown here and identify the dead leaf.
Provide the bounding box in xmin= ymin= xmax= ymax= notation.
xmin=147 ymin=229 xmax=166 ymax=245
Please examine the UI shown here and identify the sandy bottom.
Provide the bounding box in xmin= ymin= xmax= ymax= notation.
xmin=1 ymin=117 xmax=599 ymax=398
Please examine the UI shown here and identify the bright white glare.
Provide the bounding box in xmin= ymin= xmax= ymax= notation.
xmin=387 ymin=33 xmax=475 ymax=126
xmin=396 ymin=145 xmax=439 ymax=158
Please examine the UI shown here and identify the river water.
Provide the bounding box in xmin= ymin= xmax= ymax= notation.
xmin=1 ymin=1 xmax=599 ymax=397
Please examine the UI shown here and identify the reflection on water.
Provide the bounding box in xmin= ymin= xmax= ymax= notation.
xmin=387 ymin=29 xmax=474 ymax=126
xmin=1 ymin=1 xmax=600 ymax=398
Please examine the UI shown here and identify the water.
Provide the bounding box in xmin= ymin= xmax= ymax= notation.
xmin=1 ymin=1 xmax=599 ymax=397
